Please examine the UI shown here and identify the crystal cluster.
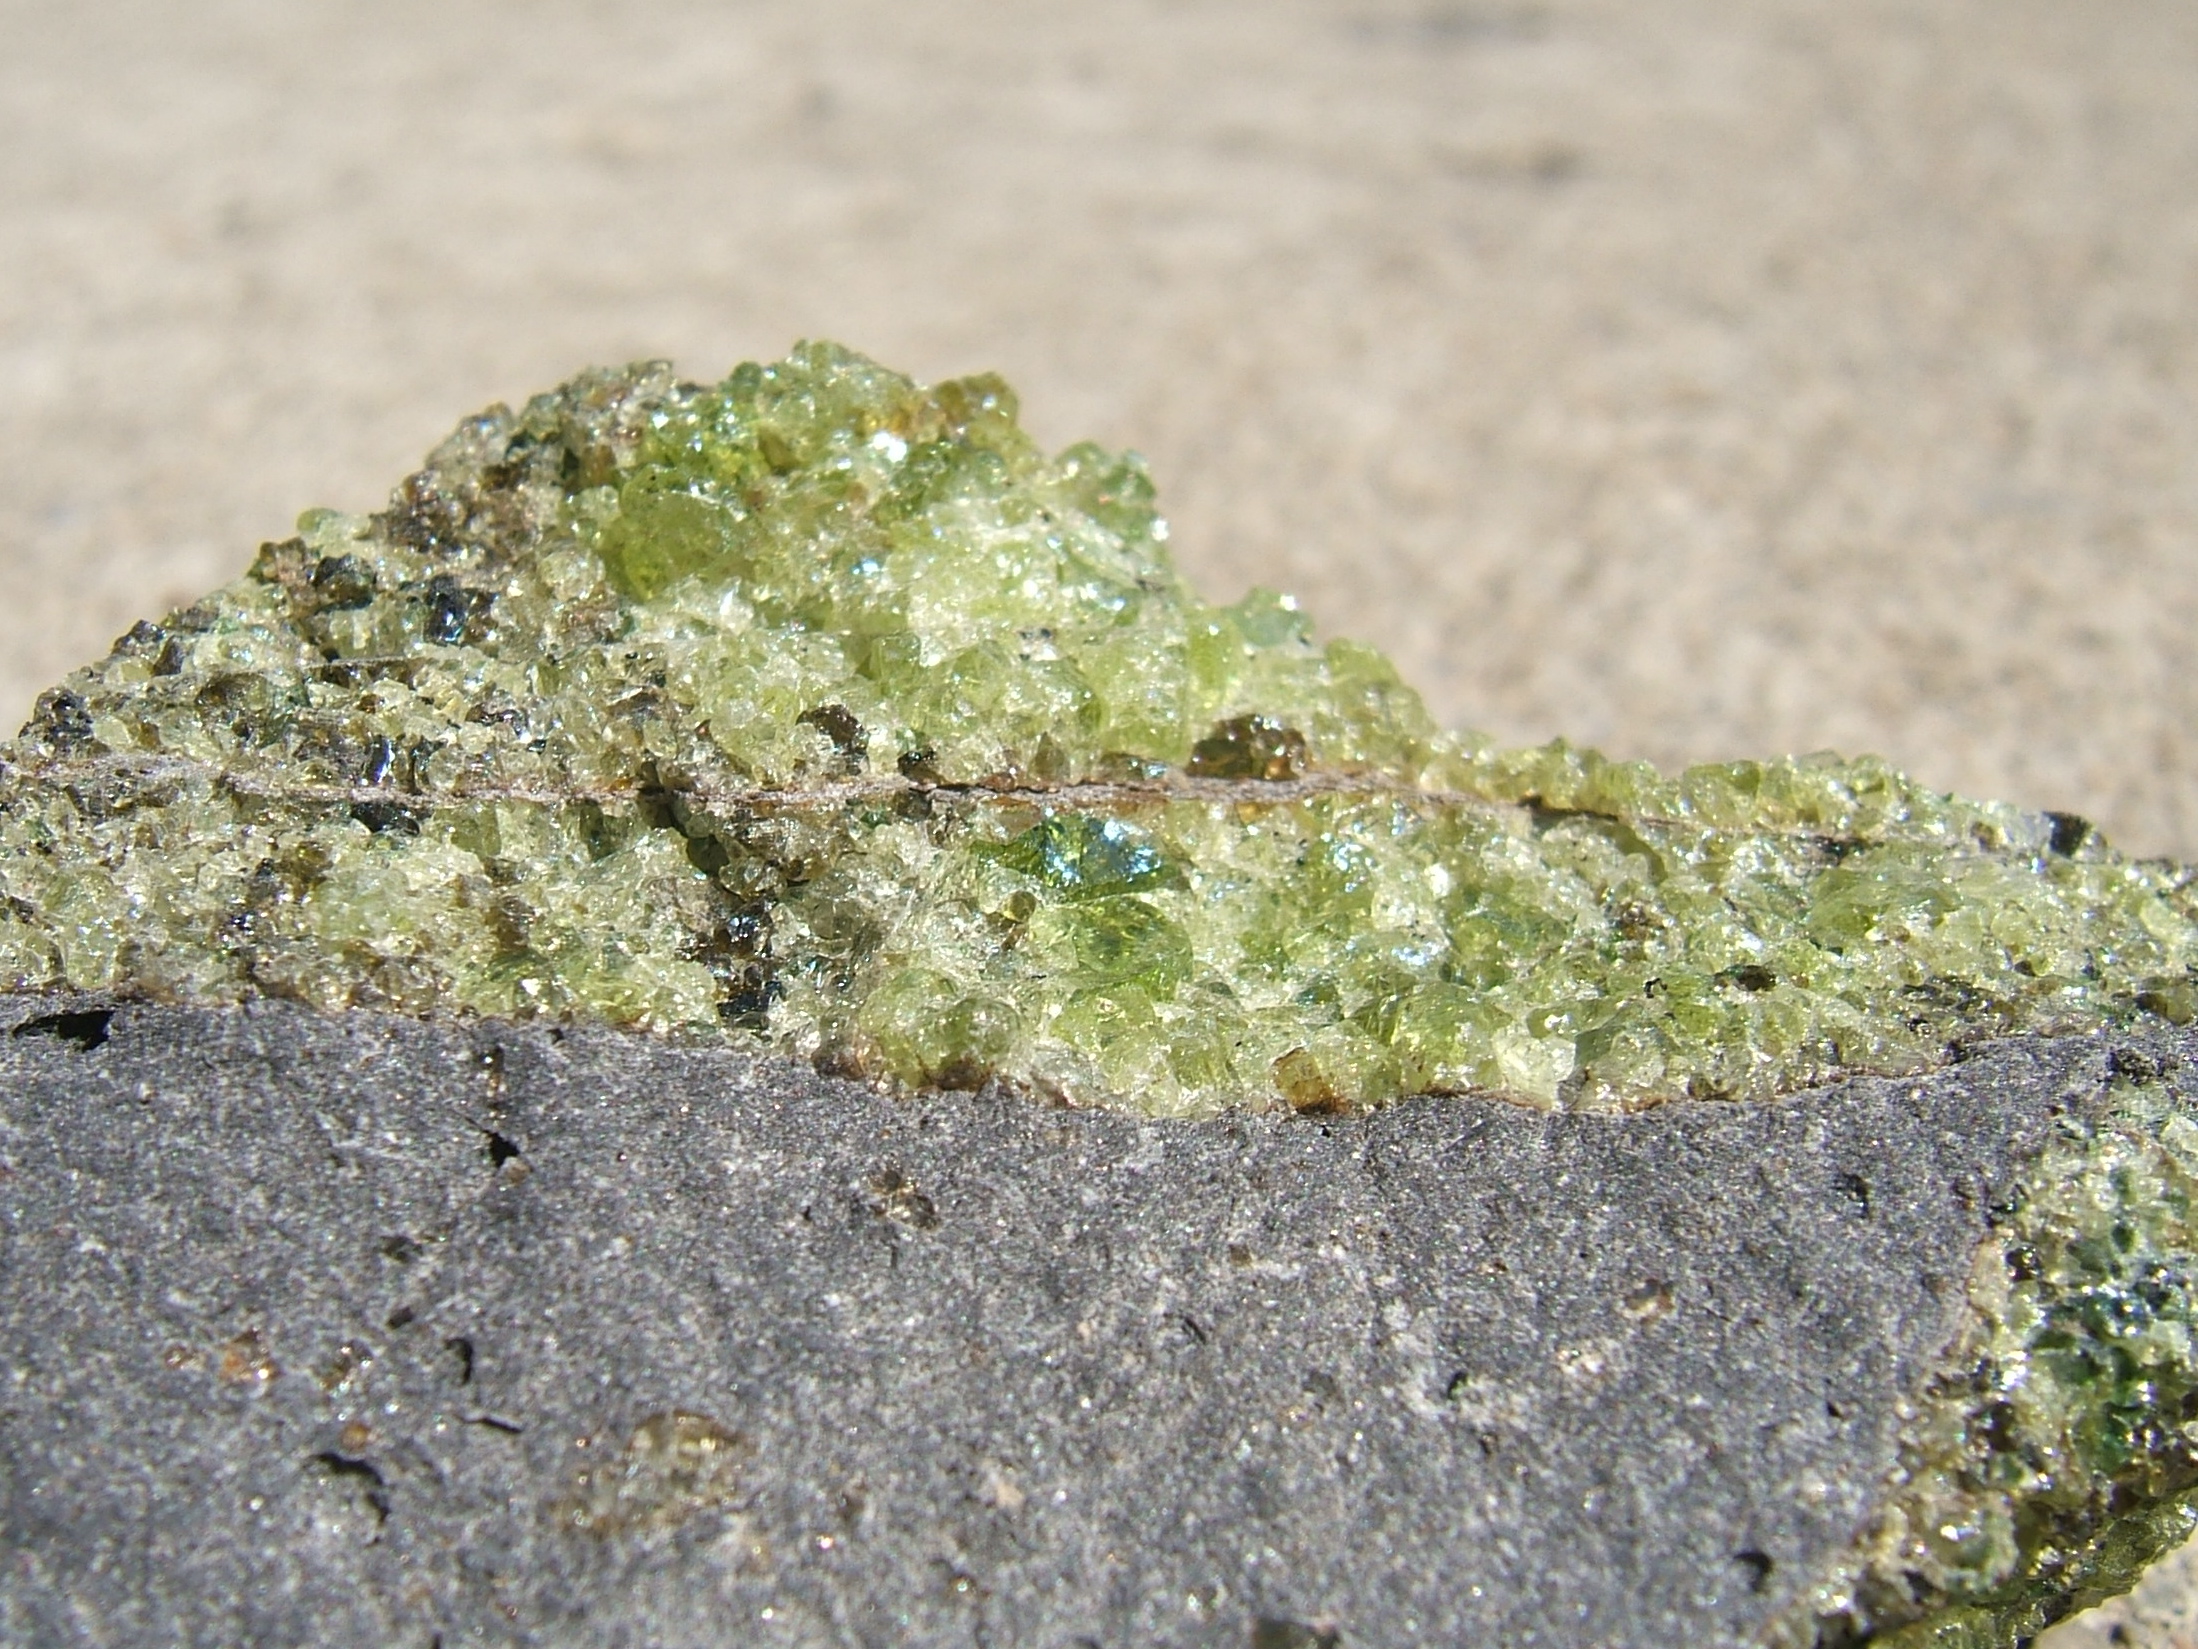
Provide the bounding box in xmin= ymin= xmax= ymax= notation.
xmin=2 ymin=342 xmax=2194 ymax=1116
xmin=1780 ymin=1054 xmax=2198 ymax=1647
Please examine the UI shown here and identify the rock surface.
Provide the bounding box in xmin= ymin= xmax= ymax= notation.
xmin=0 ymin=994 xmax=2174 ymax=1647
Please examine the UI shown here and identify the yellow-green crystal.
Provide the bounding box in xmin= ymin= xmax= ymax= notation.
xmin=2 ymin=342 xmax=2196 ymax=1117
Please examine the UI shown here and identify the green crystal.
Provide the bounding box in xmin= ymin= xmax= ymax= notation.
xmin=1777 ymin=1058 xmax=2198 ymax=1646
xmin=10 ymin=343 xmax=2198 ymax=1644
xmin=2 ymin=341 xmax=2195 ymax=1116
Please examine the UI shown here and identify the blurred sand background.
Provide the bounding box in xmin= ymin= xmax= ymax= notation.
xmin=3 ymin=0 xmax=2196 ymax=1638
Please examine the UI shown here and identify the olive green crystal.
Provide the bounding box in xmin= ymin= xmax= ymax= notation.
xmin=11 ymin=343 xmax=2198 ymax=1647
xmin=2 ymin=342 xmax=2195 ymax=1116
xmin=1778 ymin=1054 xmax=2198 ymax=1647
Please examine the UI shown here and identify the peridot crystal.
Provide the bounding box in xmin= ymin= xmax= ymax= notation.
xmin=1779 ymin=1053 xmax=2198 ymax=1645
xmin=2 ymin=342 xmax=2194 ymax=1116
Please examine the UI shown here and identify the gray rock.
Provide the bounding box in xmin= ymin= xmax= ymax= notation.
xmin=0 ymin=996 xmax=2143 ymax=1647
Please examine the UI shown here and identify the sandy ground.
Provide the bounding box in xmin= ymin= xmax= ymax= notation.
xmin=3 ymin=1 xmax=2197 ymax=1638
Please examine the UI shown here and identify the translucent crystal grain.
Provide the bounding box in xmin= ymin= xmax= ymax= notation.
xmin=559 ymin=1410 xmax=750 ymax=1536
xmin=2 ymin=342 xmax=2194 ymax=1116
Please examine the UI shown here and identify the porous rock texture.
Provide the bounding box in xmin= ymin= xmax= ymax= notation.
xmin=2 ymin=994 xmax=2182 ymax=1647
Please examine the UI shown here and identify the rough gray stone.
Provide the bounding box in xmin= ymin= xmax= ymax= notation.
xmin=0 ymin=997 xmax=2141 ymax=1647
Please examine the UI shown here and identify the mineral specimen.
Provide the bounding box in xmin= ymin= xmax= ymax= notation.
xmin=7 ymin=344 xmax=2198 ymax=1648
xmin=2 ymin=342 xmax=2193 ymax=1116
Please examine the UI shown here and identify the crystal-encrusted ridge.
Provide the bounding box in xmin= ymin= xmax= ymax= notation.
xmin=2 ymin=343 xmax=2193 ymax=1115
